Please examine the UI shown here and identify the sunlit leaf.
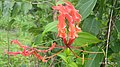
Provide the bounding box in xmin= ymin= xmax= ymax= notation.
xmin=74 ymin=32 xmax=101 ymax=46
xmin=68 ymin=62 xmax=78 ymax=67
xmin=56 ymin=0 xmax=64 ymax=6
xmin=42 ymin=21 xmax=58 ymax=36
xmin=58 ymin=53 xmax=68 ymax=63
xmin=76 ymin=0 xmax=97 ymax=20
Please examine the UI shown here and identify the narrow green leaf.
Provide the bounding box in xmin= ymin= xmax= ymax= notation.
xmin=58 ymin=53 xmax=68 ymax=63
xmin=85 ymin=47 xmax=104 ymax=67
xmin=11 ymin=2 xmax=21 ymax=17
xmin=0 ymin=1 xmax=2 ymax=16
xmin=76 ymin=0 xmax=97 ymax=20
xmin=56 ymin=0 xmax=64 ymax=6
xmin=7 ymin=19 xmax=15 ymax=30
xmin=39 ymin=21 xmax=58 ymax=42
xmin=74 ymin=32 xmax=101 ymax=46
xmin=68 ymin=62 xmax=78 ymax=67
xmin=42 ymin=21 xmax=58 ymax=36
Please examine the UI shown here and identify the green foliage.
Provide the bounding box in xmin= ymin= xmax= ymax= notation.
xmin=42 ymin=21 xmax=58 ymax=36
xmin=0 ymin=1 xmax=2 ymax=17
xmin=82 ymin=16 xmax=101 ymax=36
xmin=58 ymin=49 xmax=79 ymax=67
xmin=11 ymin=2 xmax=21 ymax=17
xmin=74 ymin=32 xmax=101 ymax=46
xmin=85 ymin=47 xmax=104 ymax=67
xmin=2 ymin=0 xmax=13 ymax=17
xmin=76 ymin=0 xmax=97 ymax=20
xmin=56 ymin=0 xmax=64 ymax=6
xmin=0 ymin=0 xmax=120 ymax=67
xmin=21 ymin=2 xmax=32 ymax=15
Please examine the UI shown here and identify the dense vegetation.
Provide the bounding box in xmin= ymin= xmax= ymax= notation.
xmin=0 ymin=0 xmax=120 ymax=67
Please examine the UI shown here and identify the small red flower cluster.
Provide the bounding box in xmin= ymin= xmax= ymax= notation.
xmin=6 ymin=40 xmax=56 ymax=62
xmin=52 ymin=2 xmax=82 ymax=47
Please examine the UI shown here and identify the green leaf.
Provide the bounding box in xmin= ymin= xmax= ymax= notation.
xmin=74 ymin=32 xmax=101 ymax=46
xmin=85 ymin=47 xmax=104 ymax=67
xmin=82 ymin=16 xmax=101 ymax=36
xmin=39 ymin=21 xmax=58 ymax=42
xmin=3 ymin=1 xmax=13 ymax=17
xmin=68 ymin=62 xmax=78 ymax=67
xmin=117 ymin=32 xmax=120 ymax=40
xmin=42 ymin=21 xmax=58 ymax=36
xmin=0 ymin=1 xmax=2 ymax=16
xmin=76 ymin=0 xmax=97 ymax=20
xmin=110 ymin=31 xmax=120 ymax=53
xmin=34 ymin=34 xmax=42 ymax=44
xmin=115 ymin=19 xmax=120 ymax=32
xmin=21 ymin=2 xmax=32 ymax=15
xmin=115 ymin=19 xmax=120 ymax=39
xmin=111 ymin=53 xmax=120 ymax=67
xmin=11 ymin=2 xmax=21 ymax=17
xmin=7 ymin=19 xmax=15 ymax=30
xmin=58 ymin=53 xmax=68 ymax=63
xmin=56 ymin=0 xmax=64 ymax=6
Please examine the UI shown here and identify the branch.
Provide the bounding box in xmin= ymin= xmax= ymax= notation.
xmin=105 ymin=0 xmax=116 ymax=66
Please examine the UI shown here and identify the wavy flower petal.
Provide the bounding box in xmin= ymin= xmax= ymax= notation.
xmin=57 ymin=14 xmax=67 ymax=44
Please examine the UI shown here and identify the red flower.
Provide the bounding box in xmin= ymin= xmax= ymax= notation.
xmin=52 ymin=1 xmax=82 ymax=47
xmin=7 ymin=52 xmax=21 ymax=56
xmin=6 ymin=40 xmax=56 ymax=62
xmin=57 ymin=14 xmax=67 ymax=44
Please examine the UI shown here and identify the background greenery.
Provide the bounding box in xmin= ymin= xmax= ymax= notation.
xmin=0 ymin=0 xmax=120 ymax=67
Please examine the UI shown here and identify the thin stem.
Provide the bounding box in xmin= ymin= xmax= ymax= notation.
xmin=7 ymin=30 xmax=10 ymax=66
xmin=76 ymin=49 xmax=103 ymax=54
xmin=105 ymin=0 xmax=116 ymax=66
xmin=105 ymin=9 xmax=112 ymax=67
xmin=36 ymin=45 xmax=103 ymax=54
xmin=47 ymin=50 xmax=64 ymax=59
xmin=68 ymin=47 xmax=81 ymax=58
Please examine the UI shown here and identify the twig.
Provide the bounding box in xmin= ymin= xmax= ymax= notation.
xmin=105 ymin=0 xmax=116 ymax=66
xmin=105 ymin=8 xmax=113 ymax=67
xmin=47 ymin=50 xmax=64 ymax=59
xmin=36 ymin=45 xmax=103 ymax=54
xmin=78 ymin=49 xmax=103 ymax=54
